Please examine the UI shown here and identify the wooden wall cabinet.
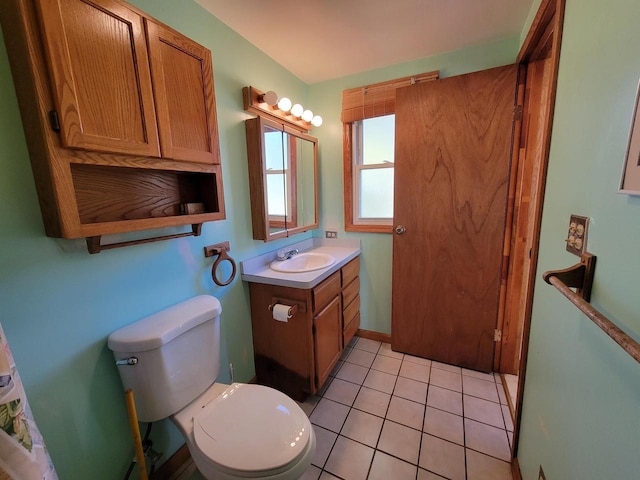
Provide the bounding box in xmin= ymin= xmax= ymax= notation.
xmin=0 ymin=0 xmax=224 ymax=248
xmin=248 ymin=257 xmax=360 ymax=400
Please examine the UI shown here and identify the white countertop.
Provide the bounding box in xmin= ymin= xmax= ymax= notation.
xmin=240 ymin=238 xmax=361 ymax=288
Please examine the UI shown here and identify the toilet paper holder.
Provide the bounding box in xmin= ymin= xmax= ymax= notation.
xmin=268 ymin=298 xmax=306 ymax=316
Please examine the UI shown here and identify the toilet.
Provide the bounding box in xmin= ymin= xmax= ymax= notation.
xmin=108 ymin=295 xmax=316 ymax=480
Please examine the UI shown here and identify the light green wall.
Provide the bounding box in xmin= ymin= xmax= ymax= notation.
xmin=0 ymin=1 xmax=313 ymax=478
xmin=517 ymin=0 xmax=640 ymax=478
xmin=309 ymin=37 xmax=519 ymax=334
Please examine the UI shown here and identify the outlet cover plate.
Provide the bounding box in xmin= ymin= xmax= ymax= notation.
xmin=566 ymin=214 xmax=588 ymax=256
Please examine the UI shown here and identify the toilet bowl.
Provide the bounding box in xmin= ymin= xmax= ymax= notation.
xmin=172 ymin=382 xmax=316 ymax=480
xmin=107 ymin=295 xmax=315 ymax=480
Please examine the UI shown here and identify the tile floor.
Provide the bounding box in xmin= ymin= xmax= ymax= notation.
xmin=178 ymin=336 xmax=515 ymax=480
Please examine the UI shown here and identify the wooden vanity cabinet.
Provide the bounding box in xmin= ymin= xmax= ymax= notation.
xmin=248 ymin=257 xmax=360 ymax=401
xmin=0 ymin=0 xmax=224 ymax=244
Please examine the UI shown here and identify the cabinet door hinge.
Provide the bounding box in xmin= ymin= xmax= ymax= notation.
xmin=48 ymin=110 xmax=61 ymax=132
xmin=494 ymin=329 xmax=502 ymax=342
xmin=513 ymin=105 xmax=523 ymax=122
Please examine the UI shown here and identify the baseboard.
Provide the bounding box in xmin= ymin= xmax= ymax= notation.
xmin=511 ymin=457 xmax=523 ymax=480
xmin=356 ymin=328 xmax=391 ymax=343
xmin=150 ymin=443 xmax=191 ymax=480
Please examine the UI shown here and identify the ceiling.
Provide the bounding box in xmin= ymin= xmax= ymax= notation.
xmin=195 ymin=0 xmax=534 ymax=84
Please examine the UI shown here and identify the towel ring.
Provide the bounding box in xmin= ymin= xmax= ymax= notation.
xmin=204 ymin=242 xmax=237 ymax=287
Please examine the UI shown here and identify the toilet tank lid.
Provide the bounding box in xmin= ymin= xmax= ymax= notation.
xmin=108 ymin=296 xmax=222 ymax=353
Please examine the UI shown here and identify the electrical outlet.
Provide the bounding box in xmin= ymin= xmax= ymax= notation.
xmin=538 ymin=465 xmax=546 ymax=480
xmin=566 ymin=214 xmax=588 ymax=256
xmin=325 ymin=230 xmax=338 ymax=238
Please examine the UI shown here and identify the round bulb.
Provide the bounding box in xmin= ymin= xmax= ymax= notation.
xmin=291 ymin=103 xmax=304 ymax=117
xmin=261 ymin=90 xmax=278 ymax=106
xmin=302 ymin=109 xmax=313 ymax=122
xmin=311 ymin=115 xmax=323 ymax=127
xmin=277 ymin=97 xmax=292 ymax=112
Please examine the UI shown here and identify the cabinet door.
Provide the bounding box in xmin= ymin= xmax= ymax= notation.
xmin=146 ymin=20 xmax=221 ymax=164
xmin=36 ymin=0 xmax=160 ymax=157
xmin=313 ymin=295 xmax=342 ymax=389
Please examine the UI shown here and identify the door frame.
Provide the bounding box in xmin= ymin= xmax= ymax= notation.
xmin=497 ymin=0 xmax=566 ymax=468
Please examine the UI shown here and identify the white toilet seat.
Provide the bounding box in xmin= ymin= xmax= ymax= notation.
xmin=192 ymin=383 xmax=314 ymax=479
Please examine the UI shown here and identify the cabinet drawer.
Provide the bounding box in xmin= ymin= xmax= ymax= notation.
xmin=343 ymin=312 xmax=360 ymax=347
xmin=313 ymin=272 xmax=341 ymax=312
xmin=343 ymin=294 xmax=360 ymax=328
xmin=342 ymin=277 xmax=360 ymax=310
xmin=341 ymin=257 xmax=360 ymax=287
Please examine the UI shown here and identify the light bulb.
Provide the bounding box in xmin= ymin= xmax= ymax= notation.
xmin=277 ymin=97 xmax=292 ymax=112
xmin=290 ymin=103 xmax=304 ymax=117
xmin=311 ymin=115 xmax=323 ymax=127
xmin=302 ymin=109 xmax=313 ymax=122
xmin=260 ymin=90 xmax=278 ymax=106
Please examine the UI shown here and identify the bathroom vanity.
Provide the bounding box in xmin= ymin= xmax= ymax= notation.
xmin=241 ymin=239 xmax=360 ymax=401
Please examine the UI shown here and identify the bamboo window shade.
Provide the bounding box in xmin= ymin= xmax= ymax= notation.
xmin=341 ymin=70 xmax=440 ymax=123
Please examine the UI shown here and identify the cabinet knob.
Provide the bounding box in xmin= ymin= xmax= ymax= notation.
xmin=394 ymin=225 xmax=406 ymax=235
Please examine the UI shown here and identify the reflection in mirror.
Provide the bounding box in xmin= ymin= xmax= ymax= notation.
xmin=245 ymin=116 xmax=318 ymax=241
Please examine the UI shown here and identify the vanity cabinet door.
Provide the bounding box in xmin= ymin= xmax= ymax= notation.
xmin=313 ymin=295 xmax=342 ymax=389
xmin=146 ymin=20 xmax=221 ymax=164
xmin=36 ymin=0 xmax=160 ymax=157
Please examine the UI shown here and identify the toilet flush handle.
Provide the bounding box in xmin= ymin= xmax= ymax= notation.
xmin=115 ymin=357 xmax=138 ymax=366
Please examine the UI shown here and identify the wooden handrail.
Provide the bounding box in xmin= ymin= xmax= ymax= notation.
xmin=544 ymin=254 xmax=640 ymax=364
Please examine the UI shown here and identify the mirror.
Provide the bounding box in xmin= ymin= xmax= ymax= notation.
xmin=245 ymin=116 xmax=318 ymax=241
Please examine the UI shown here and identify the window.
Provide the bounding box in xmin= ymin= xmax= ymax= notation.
xmin=342 ymin=70 xmax=439 ymax=233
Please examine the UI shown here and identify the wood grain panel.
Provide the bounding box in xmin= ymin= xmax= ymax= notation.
xmin=146 ymin=20 xmax=220 ymax=164
xmin=313 ymin=272 xmax=341 ymax=312
xmin=391 ymin=65 xmax=518 ymax=372
xmin=36 ymin=0 xmax=160 ymax=156
xmin=341 ymin=257 xmax=360 ymax=286
xmin=313 ymin=295 xmax=342 ymax=389
xmin=342 ymin=276 xmax=360 ymax=309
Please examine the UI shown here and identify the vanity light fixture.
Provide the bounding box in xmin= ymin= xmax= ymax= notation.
xmin=242 ymin=86 xmax=323 ymax=132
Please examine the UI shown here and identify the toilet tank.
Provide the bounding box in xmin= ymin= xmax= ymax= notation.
xmin=108 ymin=295 xmax=222 ymax=422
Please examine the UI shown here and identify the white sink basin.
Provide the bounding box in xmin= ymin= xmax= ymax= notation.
xmin=270 ymin=252 xmax=335 ymax=273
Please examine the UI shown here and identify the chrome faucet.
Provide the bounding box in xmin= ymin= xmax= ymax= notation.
xmin=276 ymin=249 xmax=299 ymax=261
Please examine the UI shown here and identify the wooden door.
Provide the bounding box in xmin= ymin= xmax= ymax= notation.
xmin=313 ymin=295 xmax=342 ymax=389
xmin=36 ymin=0 xmax=160 ymax=157
xmin=391 ymin=65 xmax=517 ymax=372
xmin=146 ymin=20 xmax=221 ymax=164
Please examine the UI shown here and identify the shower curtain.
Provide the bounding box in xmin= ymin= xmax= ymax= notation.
xmin=0 ymin=323 xmax=57 ymax=479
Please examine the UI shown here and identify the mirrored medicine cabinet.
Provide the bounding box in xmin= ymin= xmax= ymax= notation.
xmin=245 ymin=116 xmax=319 ymax=241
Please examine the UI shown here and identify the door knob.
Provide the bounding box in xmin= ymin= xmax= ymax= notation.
xmin=394 ymin=225 xmax=406 ymax=235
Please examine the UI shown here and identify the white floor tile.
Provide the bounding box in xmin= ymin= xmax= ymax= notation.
xmin=340 ymin=346 xmax=353 ymax=361
xmin=300 ymin=464 xmax=322 ymax=480
xmin=386 ymin=395 xmax=425 ymax=430
xmin=462 ymin=368 xmax=496 ymax=382
xmin=310 ymin=398 xmax=350 ymax=433
xmin=329 ymin=360 xmax=344 ymax=377
xmin=336 ymin=362 xmax=369 ymax=385
xmin=346 ymin=348 xmax=376 ymax=368
xmin=393 ymin=376 xmax=428 ymax=404
xmin=463 ymin=395 xmax=505 ymax=428
xmin=354 ymin=337 xmax=382 ymax=353
xmin=323 ymin=378 xmax=361 ymax=406
xmin=417 ymin=469 xmax=448 ymax=479
xmin=363 ymin=369 xmax=397 ymax=394
xmin=423 ymin=406 xmax=464 ymax=446
xmin=353 ymin=386 xmax=391 ymax=417
xmin=464 ymin=418 xmax=511 ymax=461
xmin=403 ymin=354 xmax=432 ymax=366
xmin=377 ymin=420 xmax=422 ymax=465
xmin=497 ymin=381 xmax=509 ymax=405
xmin=325 ymin=436 xmax=374 ymax=480
xmin=426 ymin=385 xmax=463 ymax=416
xmin=466 ymin=448 xmax=513 ymax=480
xmin=368 ymin=451 xmax=417 ymax=480
xmin=463 ymin=376 xmax=500 ymax=403
xmin=319 ymin=473 xmax=341 ymax=480
xmin=399 ymin=361 xmax=430 ymax=383
xmin=297 ymin=395 xmax=320 ymax=417
xmin=429 ymin=368 xmax=463 ymax=392
xmin=419 ymin=433 xmax=466 ymax=480
xmin=431 ymin=361 xmax=462 ymax=374
xmin=371 ymin=354 xmax=402 ymax=375
xmin=502 ymin=404 xmax=514 ymax=432
xmin=340 ymin=408 xmax=384 ymax=447
xmin=378 ymin=342 xmax=404 ymax=359
xmin=311 ymin=425 xmax=338 ymax=468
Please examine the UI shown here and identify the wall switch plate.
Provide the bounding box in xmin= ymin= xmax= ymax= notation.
xmin=325 ymin=230 xmax=338 ymax=238
xmin=538 ymin=465 xmax=546 ymax=480
xmin=566 ymin=214 xmax=588 ymax=256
